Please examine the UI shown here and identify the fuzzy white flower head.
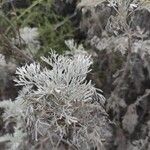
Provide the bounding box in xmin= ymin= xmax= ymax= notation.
xmin=0 ymin=54 xmax=6 ymax=66
xmin=20 ymin=27 xmax=39 ymax=44
xmin=12 ymin=27 xmax=40 ymax=54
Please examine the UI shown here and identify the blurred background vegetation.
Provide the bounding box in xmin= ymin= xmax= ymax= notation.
xmin=0 ymin=0 xmax=75 ymax=59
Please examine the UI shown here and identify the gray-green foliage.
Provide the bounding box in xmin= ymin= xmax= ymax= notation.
xmin=15 ymin=0 xmax=74 ymax=55
xmin=0 ymin=51 xmax=105 ymax=150
xmin=0 ymin=0 xmax=74 ymax=58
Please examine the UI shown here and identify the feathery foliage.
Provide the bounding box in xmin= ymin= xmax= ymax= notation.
xmin=0 ymin=51 xmax=105 ymax=150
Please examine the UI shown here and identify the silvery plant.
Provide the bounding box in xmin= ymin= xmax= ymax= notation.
xmin=0 ymin=49 xmax=105 ymax=150
xmin=12 ymin=27 xmax=40 ymax=55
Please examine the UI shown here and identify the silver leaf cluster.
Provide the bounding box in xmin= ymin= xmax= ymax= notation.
xmin=0 ymin=51 xmax=105 ymax=149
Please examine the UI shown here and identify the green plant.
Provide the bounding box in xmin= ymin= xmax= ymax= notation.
xmin=0 ymin=0 xmax=75 ymax=60
xmin=15 ymin=0 xmax=75 ymax=56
